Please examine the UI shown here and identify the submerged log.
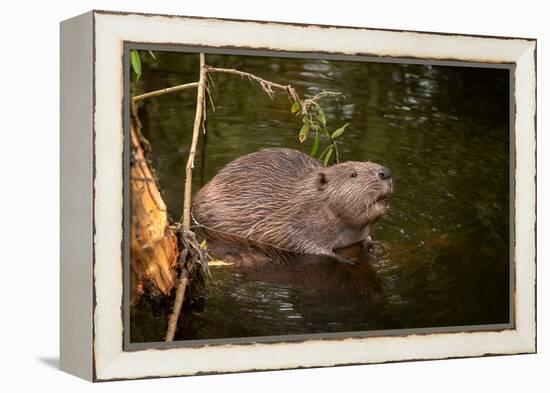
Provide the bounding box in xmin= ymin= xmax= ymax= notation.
xmin=130 ymin=114 xmax=179 ymax=305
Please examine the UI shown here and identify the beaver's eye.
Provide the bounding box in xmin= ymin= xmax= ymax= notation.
xmin=350 ymin=172 xmax=358 ymax=178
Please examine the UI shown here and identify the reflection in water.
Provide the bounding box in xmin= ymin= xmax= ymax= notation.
xmin=176 ymin=246 xmax=394 ymax=340
xmin=130 ymin=51 xmax=510 ymax=342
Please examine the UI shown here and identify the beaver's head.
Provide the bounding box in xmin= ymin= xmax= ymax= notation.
xmin=315 ymin=161 xmax=393 ymax=226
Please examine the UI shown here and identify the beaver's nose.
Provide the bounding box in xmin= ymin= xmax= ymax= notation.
xmin=378 ymin=166 xmax=392 ymax=180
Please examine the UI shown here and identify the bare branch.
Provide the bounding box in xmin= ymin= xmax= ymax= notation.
xmin=132 ymin=82 xmax=199 ymax=102
xmin=205 ymin=85 xmax=216 ymax=113
xmin=302 ymin=90 xmax=344 ymax=112
xmin=130 ymin=65 xmax=302 ymax=104
xmin=306 ymin=90 xmax=343 ymax=103
xmin=183 ymin=56 xmax=207 ymax=227
xmin=205 ymin=65 xmax=299 ymax=102
xmin=165 ymin=54 xmax=208 ymax=343
xmin=164 ymin=266 xmax=188 ymax=341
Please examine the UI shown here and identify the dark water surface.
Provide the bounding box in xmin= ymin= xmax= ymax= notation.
xmin=130 ymin=51 xmax=510 ymax=342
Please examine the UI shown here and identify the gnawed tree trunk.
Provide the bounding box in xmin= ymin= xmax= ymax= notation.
xmin=130 ymin=114 xmax=179 ymax=305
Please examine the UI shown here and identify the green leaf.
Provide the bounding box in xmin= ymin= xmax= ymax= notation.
xmin=331 ymin=123 xmax=350 ymax=139
xmin=310 ymin=131 xmax=320 ymax=156
xmin=291 ymin=101 xmax=301 ymax=114
xmin=317 ymin=107 xmax=326 ymax=126
xmin=130 ymin=50 xmax=142 ymax=81
xmin=148 ymin=50 xmax=157 ymax=60
xmin=318 ymin=145 xmax=331 ymax=161
xmin=299 ymin=123 xmax=310 ymax=144
xmin=323 ymin=146 xmax=334 ymax=166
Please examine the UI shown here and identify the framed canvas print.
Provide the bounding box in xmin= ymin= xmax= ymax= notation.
xmin=60 ymin=10 xmax=537 ymax=382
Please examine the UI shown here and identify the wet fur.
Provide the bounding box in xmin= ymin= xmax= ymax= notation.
xmin=192 ymin=148 xmax=392 ymax=264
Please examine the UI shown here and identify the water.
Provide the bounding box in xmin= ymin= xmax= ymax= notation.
xmin=130 ymin=51 xmax=510 ymax=342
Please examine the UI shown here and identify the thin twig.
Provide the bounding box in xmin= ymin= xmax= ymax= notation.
xmin=205 ymin=65 xmax=299 ymax=102
xmin=205 ymin=85 xmax=216 ymax=113
xmin=165 ymin=54 xmax=207 ymax=342
xmin=206 ymin=71 xmax=216 ymax=88
xmin=306 ymin=90 xmax=343 ymax=102
xmin=131 ymin=66 xmax=302 ymax=104
xmin=132 ymin=82 xmax=199 ymax=102
xmin=302 ymin=90 xmax=343 ymax=112
xmin=183 ymin=56 xmax=207 ymax=227
xmin=200 ymin=123 xmax=208 ymax=186
xmin=164 ymin=268 xmax=188 ymax=340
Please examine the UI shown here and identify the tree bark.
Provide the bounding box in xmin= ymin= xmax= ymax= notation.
xmin=130 ymin=116 xmax=179 ymax=305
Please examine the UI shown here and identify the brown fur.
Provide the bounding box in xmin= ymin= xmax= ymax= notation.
xmin=192 ymin=148 xmax=393 ymax=264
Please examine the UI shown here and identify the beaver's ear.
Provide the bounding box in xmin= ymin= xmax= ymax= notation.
xmin=316 ymin=172 xmax=328 ymax=191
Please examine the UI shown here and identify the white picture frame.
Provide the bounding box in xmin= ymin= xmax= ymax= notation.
xmin=60 ymin=10 xmax=536 ymax=381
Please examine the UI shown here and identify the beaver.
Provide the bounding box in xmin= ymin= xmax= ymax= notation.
xmin=192 ymin=148 xmax=393 ymax=265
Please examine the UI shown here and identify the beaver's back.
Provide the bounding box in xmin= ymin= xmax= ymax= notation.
xmin=192 ymin=148 xmax=321 ymax=237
